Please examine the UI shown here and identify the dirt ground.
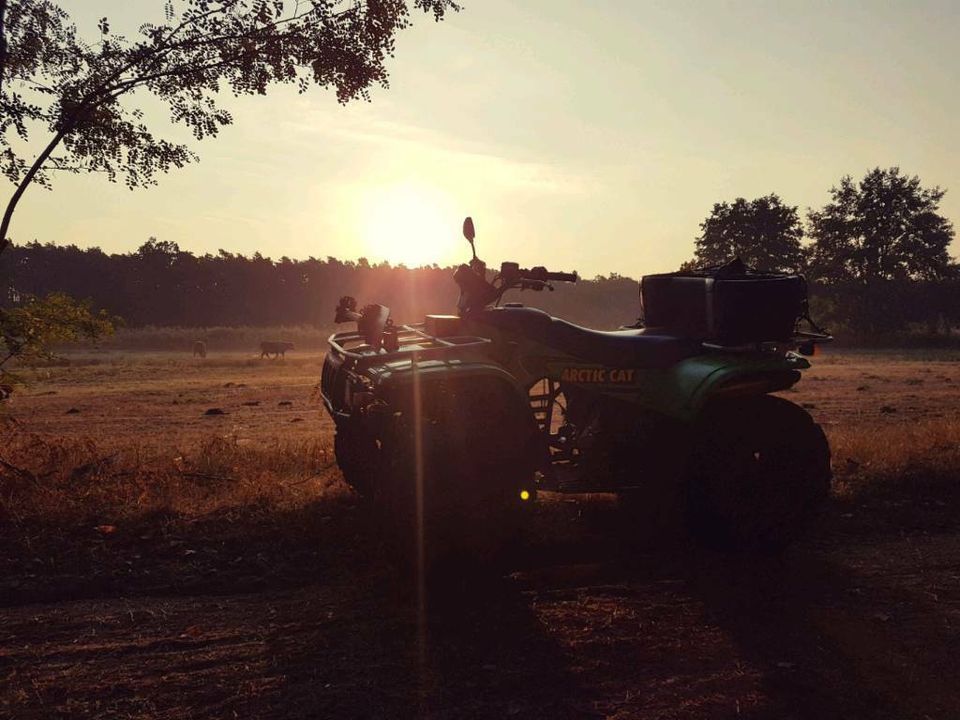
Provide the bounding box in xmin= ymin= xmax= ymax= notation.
xmin=2 ymin=348 xmax=960 ymax=719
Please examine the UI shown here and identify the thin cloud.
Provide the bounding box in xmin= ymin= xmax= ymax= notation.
xmin=284 ymin=114 xmax=599 ymax=196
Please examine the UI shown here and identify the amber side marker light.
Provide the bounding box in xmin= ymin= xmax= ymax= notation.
xmin=519 ymin=490 xmax=531 ymax=501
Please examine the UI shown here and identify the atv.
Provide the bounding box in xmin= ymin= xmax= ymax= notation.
xmin=320 ymin=217 xmax=832 ymax=564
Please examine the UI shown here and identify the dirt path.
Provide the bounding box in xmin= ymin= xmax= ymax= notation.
xmin=4 ymin=490 xmax=960 ymax=720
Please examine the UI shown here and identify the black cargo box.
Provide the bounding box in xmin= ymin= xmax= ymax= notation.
xmin=640 ymin=262 xmax=806 ymax=344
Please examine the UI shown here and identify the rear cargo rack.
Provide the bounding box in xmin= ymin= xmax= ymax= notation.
xmin=328 ymin=322 xmax=491 ymax=371
xmin=701 ymin=330 xmax=833 ymax=354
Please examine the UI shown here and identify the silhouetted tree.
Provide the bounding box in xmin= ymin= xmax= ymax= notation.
xmin=806 ymin=168 xmax=956 ymax=335
xmin=692 ymin=194 xmax=805 ymax=272
xmin=807 ymin=167 xmax=954 ymax=282
xmin=0 ymin=0 xmax=459 ymax=254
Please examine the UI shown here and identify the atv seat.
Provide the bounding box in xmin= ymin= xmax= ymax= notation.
xmin=475 ymin=307 xmax=699 ymax=369
xmin=547 ymin=320 xmax=701 ymax=368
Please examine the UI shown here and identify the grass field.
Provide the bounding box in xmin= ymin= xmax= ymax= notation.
xmin=2 ymin=348 xmax=960 ymax=719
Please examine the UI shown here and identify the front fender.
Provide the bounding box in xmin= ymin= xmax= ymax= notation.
xmin=371 ymin=359 xmax=532 ymax=424
xmin=373 ymin=359 xmax=541 ymax=466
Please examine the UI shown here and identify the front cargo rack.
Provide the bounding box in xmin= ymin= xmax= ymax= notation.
xmin=327 ymin=322 xmax=492 ymax=372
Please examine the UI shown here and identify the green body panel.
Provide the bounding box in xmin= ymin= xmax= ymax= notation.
xmin=541 ymin=353 xmax=808 ymax=421
xmin=362 ymin=338 xmax=809 ymax=424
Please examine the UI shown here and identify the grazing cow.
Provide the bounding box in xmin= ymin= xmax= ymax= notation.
xmin=260 ymin=340 xmax=294 ymax=359
xmin=193 ymin=340 xmax=207 ymax=358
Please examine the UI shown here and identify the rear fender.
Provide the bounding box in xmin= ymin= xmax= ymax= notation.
xmin=664 ymin=353 xmax=809 ymax=421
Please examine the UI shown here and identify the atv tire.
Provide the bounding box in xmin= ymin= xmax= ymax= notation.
xmin=616 ymin=413 xmax=691 ymax=544
xmin=373 ymin=383 xmax=536 ymax=584
xmin=334 ymin=423 xmax=379 ymax=498
xmin=687 ymin=395 xmax=831 ymax=552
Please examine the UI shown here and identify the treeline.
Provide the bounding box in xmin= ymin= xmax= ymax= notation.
xmin=809 ymin=281 xmax=960 ymax=341
xmin=0 ymin=239 xmax=643 ymax=332
xmin=2 ymin=237 xmax=959 ymax=345
xmin=691 ymin=167 xmax=960 ymax=339
xmin=3 ymin=166 xmax=959 ymax=344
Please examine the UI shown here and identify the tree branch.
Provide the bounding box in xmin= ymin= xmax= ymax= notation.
xmin=73 ymin=5 xmax=314 ymax=119
xmin=104 ymin=58 xmax=239 ymax=100
xmin=9 ymin=75 xmax=56 ymax=93
xmin=42 ymin=160 xmax=111 ymax=174
xmin=91 ymin=0 xmax=250 ymax=95
xmin=124 ymin=2 xmax=323 ymax=77
xmin=0 ymin=0 xmax=8 ymax=99
xmin=157 ymin=0 xmax=243 ymax=50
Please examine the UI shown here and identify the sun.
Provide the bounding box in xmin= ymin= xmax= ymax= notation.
xmin=358 ymin=181 xmax=460 ymax=268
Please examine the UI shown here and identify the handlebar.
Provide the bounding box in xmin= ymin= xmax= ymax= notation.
xmin=456 ymin=259 xmax=579 ymax=314
xmin=501 ymin=262 xmax=578 ymax=285
xmin=538 ymin=269 xmax=579 ymax=283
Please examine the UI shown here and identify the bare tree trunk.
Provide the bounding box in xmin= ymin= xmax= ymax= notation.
xmin=0 ymin=127 xmax=70 ymax=255
xmin=0 ymin=0 xmax=10 ymax=254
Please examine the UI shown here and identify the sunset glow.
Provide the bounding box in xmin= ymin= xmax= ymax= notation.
xmin=358 ymin=181 xmax=461 ymax=268
xmin=12 ymin=1 xmax=960 ymax=277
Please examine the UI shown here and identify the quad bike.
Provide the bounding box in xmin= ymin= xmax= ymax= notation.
xmin=319 ymin=217 xmax=832 ymax=564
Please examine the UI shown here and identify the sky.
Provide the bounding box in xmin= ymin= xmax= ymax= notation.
xmin=10 ymin=0 xmax=960 ymax=278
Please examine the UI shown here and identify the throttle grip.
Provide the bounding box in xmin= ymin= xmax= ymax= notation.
xmin=524 ymin=265 xmax=578 ymax=283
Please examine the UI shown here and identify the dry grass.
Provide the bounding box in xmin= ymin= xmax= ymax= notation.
xmin=3 ymin=346 xmax=960 ymax=530
xmin=72 ymin=324 xmax=335 ymax=352
xmin=778 ymin=349 xmax=960 ymax=507
xmin=4 ymin=348 xmax=960 ymax=719
xmin=0 ymin=351 xmax=346 ymax=603
xmin=0 ymin=429 xmax=342 ymax=528
xmin=1 ymin=346 xmax=958 ymax=596
xmin=829 ymin=419 xmax=960 ymax=486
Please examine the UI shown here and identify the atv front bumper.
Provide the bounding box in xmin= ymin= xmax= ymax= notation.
xmin=320 ymin=324 xmax=493 ymax=420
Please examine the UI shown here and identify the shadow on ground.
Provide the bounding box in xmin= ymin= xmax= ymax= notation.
xmin=3 ymin=472 xmax=960 ymax=719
